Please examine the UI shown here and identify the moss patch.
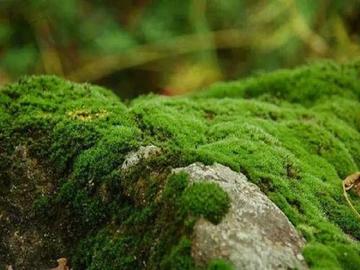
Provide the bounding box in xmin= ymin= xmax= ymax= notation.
xmin=0 ymin=60 xmax=359 ymax=269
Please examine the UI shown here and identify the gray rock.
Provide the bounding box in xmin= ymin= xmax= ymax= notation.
xmin=173 ymin=163 xmax=307 ymax=270
xmin=121 ymin=145 xmax=161 ymax=171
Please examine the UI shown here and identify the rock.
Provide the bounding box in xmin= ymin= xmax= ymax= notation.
xmin=121 ymin=145 xmax=161 ymax=171
xmin=173 ymin=163 xmax=307 ymax=270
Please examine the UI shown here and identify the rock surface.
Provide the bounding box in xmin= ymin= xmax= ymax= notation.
xmin=173 ymin=163 xmax=307 ymax=270
xmin=121 ymin=145 xmax=161 ymax=171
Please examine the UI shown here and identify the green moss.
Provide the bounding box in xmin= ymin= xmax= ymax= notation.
xmin=303 ymin=243 xmax=342 ymax=270
xmin=70 ymin=171 xmax=230 ymax=270
xmin=1 ymin=61 xmax=360 ymax=269
xmin=160 ymin=237 xmax=195 ymax=270
xmin=181 ymin=182 xmax=230 ymax=224
xmin=207 ymin=259 xmax=234 ymax=270
xmin=162 ymin=172 xmax=190 ymax=202
xmin=303 ymin=243 xmax=360 ymax=270
xmin=196 ymin=61 xmax=360 ymax=106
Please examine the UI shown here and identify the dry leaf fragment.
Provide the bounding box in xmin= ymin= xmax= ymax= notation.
xmin=51 ymin=258 xmax=69 ymax=270
xmin=342 ymin=172 xmax=360 ymax=219
xmin=343 ymin=172 xmax=360 ymax=194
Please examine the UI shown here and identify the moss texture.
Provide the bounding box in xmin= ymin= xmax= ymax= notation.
xmin=181 ymin=182 xmax=230 ymax=224
xmin=0 ymin=61 xmax=359 ymax=269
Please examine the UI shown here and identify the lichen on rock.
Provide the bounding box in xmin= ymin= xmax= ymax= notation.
xmin=0 ymin=61 xmax=360 ymax=269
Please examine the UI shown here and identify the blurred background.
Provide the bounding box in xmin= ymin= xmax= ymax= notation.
xmin=0 ymin=0 xmax=359 ymax=98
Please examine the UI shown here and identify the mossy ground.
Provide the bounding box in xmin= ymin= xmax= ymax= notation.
xmin=0 ymin=61 xmax=359 ymax=269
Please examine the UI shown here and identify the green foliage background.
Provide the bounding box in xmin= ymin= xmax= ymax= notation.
xmin=0 ymin=0 xmax=359 ymax=97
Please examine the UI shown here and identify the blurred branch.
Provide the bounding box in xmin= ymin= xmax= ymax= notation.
xmin=67 ymin=29 xmax=252 ymax=82
xmin=286 ymin=0 xmax=329 ymax=55
xmin=249 ymin=0 xmax=291 ymax=25
xmin=27 ymin=15 xmax=64 ymax=76
xmin=250 ymin=0 xmax=329 ymax=55
xmin=332 ymin=15 xmax=360 ymax=60
xmin=67 ymin=0 xmax=331 ymax=83
xmin=190 ymin=0 xmax=218 ymax=63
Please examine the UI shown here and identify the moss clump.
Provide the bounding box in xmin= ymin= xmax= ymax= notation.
xmin=207 ymin=259 xmax=234 ymax=270
xmin=196 ymin=61 xmax=360 ymax=107
xmin=181 ymin=182 xmax=230 ymax=224
xmin=0 ymin=60 xmax=360 ymax=269
xmin=160 ymin=237 xmax=195 ymax=270
xmin=303 ymin=243 xmax=360 ymax=270
xmin=70 ymin=171 xmax=230 ymax=270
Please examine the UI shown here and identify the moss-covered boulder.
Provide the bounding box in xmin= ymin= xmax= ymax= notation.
xmin=0 ymin=61 xmax=359 ymax=269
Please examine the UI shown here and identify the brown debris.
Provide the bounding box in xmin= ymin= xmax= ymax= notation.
xmin=67 ymin=109 xmax=108 ymax=121
xmin=343 ymin=172 xmax=360 ymax=195
xmin=50 ymin=258 xmax=70 ymax=270
xmin=342 ymin=172 xmax=360 ymax=219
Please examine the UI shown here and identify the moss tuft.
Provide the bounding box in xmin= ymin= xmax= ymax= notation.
xmin=207 ymin=259 xmax=234 ymax=270
xmin=181 ymin=182 xmax=230 ymax=224
xmin=160 ymin=237 xmax=195 ymax=270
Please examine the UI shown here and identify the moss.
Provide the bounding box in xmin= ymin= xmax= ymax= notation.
xmin=70 ymin=171 xmax=230 ymax=270
xmin=303 ymin=243 xmax=360 ymax=270
xmin=181 ymin=182 xmax=230 ymax=224
xmin=207 ymin=259 xmax=234 ymax=270
xmin=196 ymin=61 xmax=360 ymax=106
xmin=160 ymin=237 xmax=195 ymax=270
xmin=162 ymin=172 xmax=190 ymax=202
xmin=73 ymin=231 xmax=139 ymax=270
xmin=1 ymin=61 xmax=360 ymax=269
xmin=303 ymin=243 xmax=343 ymax=270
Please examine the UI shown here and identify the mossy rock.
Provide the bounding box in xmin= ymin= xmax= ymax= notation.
xmin=0 ymin=60 xmax=359 ymax=269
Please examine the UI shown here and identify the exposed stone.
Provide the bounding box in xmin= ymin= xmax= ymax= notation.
xmin=121 ymin=145 xmax=161 ymax=171
xmin=173 ymin=163 xmax=307 ymax=270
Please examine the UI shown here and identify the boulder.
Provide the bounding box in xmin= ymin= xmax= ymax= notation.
xmin=174 ymin=163 xmax=307 ymax=270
